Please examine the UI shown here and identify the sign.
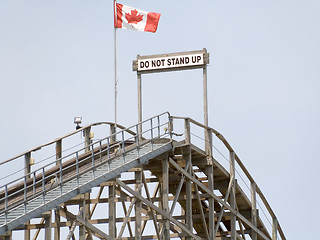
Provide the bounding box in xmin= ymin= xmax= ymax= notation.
xmin=133 ymin=49 xmax=209 ymax=74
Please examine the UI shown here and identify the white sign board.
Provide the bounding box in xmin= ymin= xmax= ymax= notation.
xmin=137 ymin=53 xmax=204 ymax=72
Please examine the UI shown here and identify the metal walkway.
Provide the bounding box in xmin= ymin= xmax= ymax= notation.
xmin=0 ymin=112 xmax=286 ymax=240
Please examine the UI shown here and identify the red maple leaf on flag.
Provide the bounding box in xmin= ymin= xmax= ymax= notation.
xmin=125 ymin=9 xmax=144 ymax=24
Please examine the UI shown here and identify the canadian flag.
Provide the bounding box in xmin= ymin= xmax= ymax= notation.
xmin=114 ymin=3 xmax=161 ymax=33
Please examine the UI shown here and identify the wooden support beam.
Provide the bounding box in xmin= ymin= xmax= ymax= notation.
xmin=89 ymin=186 xmax=104 ymax=218
xmin=141 ymin=173 xmax=161 ymax=240
xmin=61 ymin=207 xmax=112 ymax=240
xmin=118 ymin=189 xmax=137 ymax=238
xmin=31 ymin=218 xmax=45 ymax=240
xmin=119 ymin=187 xmax=134 ymax=238
xmin=215 ymin=173 xmax=235 ymax=235
xmin=168 ymin=157 xmax=270 ymax=240
xmin=206 ymin=128 xmax=215 ymax=240
xmin=116 ymin=179 xmax=202 ymax=240
xmin=63 ymin=206 xmax=76 ymax=240
xmin=169 ymin=160 xmax=189 ymax=215
xmin=15 ymin=213 xmax=220 ymax=231
xmin=0 ymin=231 xmax=12 ymax=240
xmin=135 ymin=170 xmax=142 ymax=240
xmin=192 ymin=169 xmax=209 ymax=240
xmin=79 ymin=196 xmax=85 ymax=240
xmin=184 ymin=119 xmax=193 ymax=240
xmin=162 ymin=157 xmax=170 ymax=240
xmin=64 ymin=192 xmax=211 ymax=206
xmin=109 ymin=181 xmax=116 ymax=238
xmin=45 ymin=211 xmax=52 ymax=240
xmin=207 ymin=163 xmax=215 ymax=240
xmin=64 ymin=207 xmax=83 ymax=240
xmin=82 ymin=193 xmax=92 ymax=240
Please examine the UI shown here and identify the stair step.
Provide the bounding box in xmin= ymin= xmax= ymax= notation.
xmin=0 ymin=141 xmax=169 ymax=233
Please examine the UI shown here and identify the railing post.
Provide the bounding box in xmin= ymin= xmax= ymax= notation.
xmin=168 ymin=116 xmax=173 ymax=141
xmin=203 ymin=49 xmax=209 ymax=128
xmin=24 ymin=152 xmax=31 ymax=240
xmin=110 ymin=123 xmax=116 ymax=143
xmin=122 ymin=130 xmax=125 ymax=163
xmin=157 ymin=115 xmax=160 ymax=137
xmin=4 ymin=185 xmax=8 ymax=224
xmin=42 ymin=168 xmax=46 ymax=204
xmin=24 ymin=176 xmax=27 ymax=213
xmin=56 ymin=139 xmax=62 ymax=166
xmin=84 ymin=127 xmax=91 ymax=153
xmin=55 ymin=137 xmax=63 ymax=237
xmin=150 ymin=119 xmax=154 ymax=151
xmin=99 ymin=141 xmax=102 ymax=162
xmin=136 ymin=125 xmax=140 ymax=158
xmin=184 ymin=118 xmax=191 ymax=144
xmin=230 ymin=151 xmax=236 ymax=240
xmin=251 ymin=181 xmax=258 ymax=240
xmin=76 ymin=152 xmax=79 ymax=186
xmin=33 ymin=172 xmax=36 ymax=196
xmin=59 ymin=159 xmax=63 ymax=196
xmin=24 ymin=152 xmax=31 ymax=179
xmin=137 ymin=73 xmax=142 ymax=141
xmin=107 ymin=137 xmax=111 ymax=159
xmin=272 ymin=217 xmax=278 ymax=240
xmin=91 ymin=145 xmax=95 ymax=178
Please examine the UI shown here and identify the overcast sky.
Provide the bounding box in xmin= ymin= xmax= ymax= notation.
xmin=1 ymin=0 xmax=320 ymax=239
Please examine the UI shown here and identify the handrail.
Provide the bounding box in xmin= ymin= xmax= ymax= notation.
xmin=171 ymin=115 xmax=286 ymax=240
xmin=0 ymin=112 xmax=284 ymax=239
xmin=0 ymin=112 xmax=171 ymax=216
xmin=0 ymin=122 xmax=139 ymax=166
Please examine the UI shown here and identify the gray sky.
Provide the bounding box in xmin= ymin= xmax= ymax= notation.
xmin=1 ymin=0 xmax=320 ymax=239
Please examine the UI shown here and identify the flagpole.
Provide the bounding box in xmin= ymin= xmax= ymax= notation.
xmin=114 ymin=0 xmax=117 ymax=132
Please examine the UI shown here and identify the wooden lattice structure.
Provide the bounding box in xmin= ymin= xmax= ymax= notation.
xmin=0 ymin=113 xmax=285 ymax=240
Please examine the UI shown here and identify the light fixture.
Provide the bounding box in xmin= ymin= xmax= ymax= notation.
xmin=74 ymin=117 xmax=82 ymax=130
xmin=29 ymin=158 xmax=35 ymax=166
xmin=90 ymin=132 xmax=94 ymax=139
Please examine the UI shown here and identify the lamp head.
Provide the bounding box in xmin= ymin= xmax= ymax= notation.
xmin=74 ymin=117 xmax=82 ymax=124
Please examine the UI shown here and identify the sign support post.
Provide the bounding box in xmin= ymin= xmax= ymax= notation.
xmin=137 ymin=72 xmax=142 ymax=140
xmin=203 ymin=63 xmax=208 ymax=127
xmin=133 ymin=48 xmax=210 ymax=138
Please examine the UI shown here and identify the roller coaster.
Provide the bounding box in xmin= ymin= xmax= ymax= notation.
xmin=0 ymin=112 xmax=285 ymax=239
